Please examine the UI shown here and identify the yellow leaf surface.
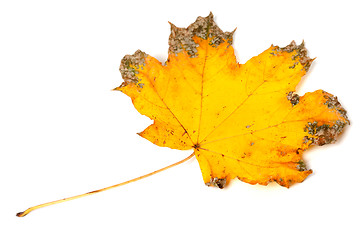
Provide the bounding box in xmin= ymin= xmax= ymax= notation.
xmin=115 ymin=13 xmax=349 ymax=188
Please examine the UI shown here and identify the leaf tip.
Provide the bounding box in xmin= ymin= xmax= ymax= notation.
xmin=168 ymin=12 xmax=235 ymax=57
xmin=119 ymin=50 xmax=148 ymax=86
xmin=272 ymin=40 xmax=314 ymax=72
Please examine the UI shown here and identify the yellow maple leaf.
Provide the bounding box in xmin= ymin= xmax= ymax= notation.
xmin=116 ymin=14 xmax=349 ymax=188
xmin=16 ymin=13 xmax=351 ymax=218
xmin=115 ymin=13 xmax=349 ymax=188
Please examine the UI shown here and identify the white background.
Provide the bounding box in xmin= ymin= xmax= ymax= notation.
xmin=1 ymin=0 xmax=363 ymax=239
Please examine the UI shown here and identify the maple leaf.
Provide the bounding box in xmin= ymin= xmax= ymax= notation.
xmin=115 ymin=13 xmax=349 ymax=188
xmin=15 ymin=13 xmax=351 ymax=218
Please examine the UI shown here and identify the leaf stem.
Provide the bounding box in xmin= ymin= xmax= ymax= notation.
xmin=16 ymin=152 xmax=195 ymax=217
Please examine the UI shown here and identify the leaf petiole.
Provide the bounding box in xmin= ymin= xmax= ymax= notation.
xmin=16 ymin=152 xmax=195 ymax=217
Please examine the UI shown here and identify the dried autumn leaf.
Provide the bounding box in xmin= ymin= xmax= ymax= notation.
xmin=115 ymin=13 xmax=349 ymax=188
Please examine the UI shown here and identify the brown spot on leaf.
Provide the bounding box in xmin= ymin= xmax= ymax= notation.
xmin=205 ymin=177 xmax=227 ymax=189
xmin=168 ymin=12 xmax=234 ymax=57
xmin=287 ymin=91 xmax=300 ymax=106
xmin=304 ymin=120 xmax=347 ymax=146
xmin=297 ymin=160 xmax=308 ymax=172
xmin=119 ymin=50 xmax=148 ymax=86
xmin=272 ymin=40 xmax=314 ymax=71
xmin=323 ymin=91 xmax=349 ymax=121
